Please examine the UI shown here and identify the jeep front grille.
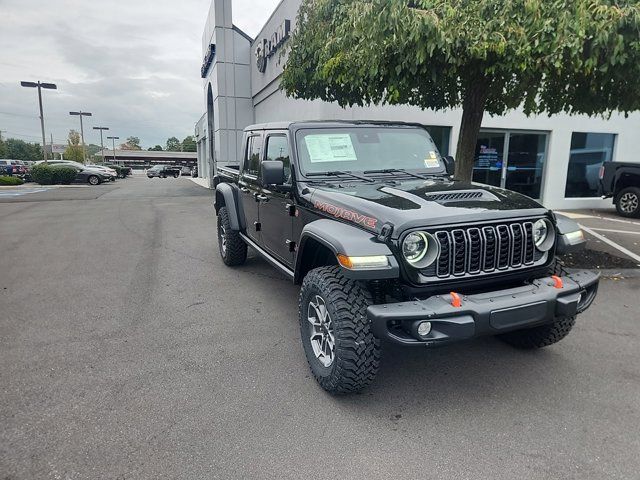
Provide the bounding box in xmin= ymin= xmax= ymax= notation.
xmin=423 ymin=220 xmax=546 ymax=280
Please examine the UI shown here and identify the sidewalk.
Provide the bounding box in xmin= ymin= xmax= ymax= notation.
xmin=189 ymin=177 xmax=211 ymax=189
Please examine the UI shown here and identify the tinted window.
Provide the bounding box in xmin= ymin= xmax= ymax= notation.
xmin=265 ymin=135 xmax=290 ymax=181
xmin=565 ymin=132 xmax=616 ymax=198
xmin=244 ymin=135 xmax=261 ymax=176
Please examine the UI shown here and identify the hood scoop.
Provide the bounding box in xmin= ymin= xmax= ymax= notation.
xmin=424 ymin=190 xmax=499 ymax=203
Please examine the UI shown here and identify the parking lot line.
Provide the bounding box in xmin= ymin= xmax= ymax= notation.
xmin=580 ymin=224 xmax=640 ymax=263
xmin=590 ymin=227 xmax=640 ymax=236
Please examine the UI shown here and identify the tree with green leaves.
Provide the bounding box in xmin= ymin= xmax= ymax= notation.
xmin=1 ymin=138 xmax=43 ymax=161
xmin=281 ymin=0 xmax=640 ymax=182
xmin=165 ymin=136 xmax=181 ymax=152
xmin=148 ymin=145 xmax=163 ymax=151
xmin=181 ymin=135 xmax=196 ymax=152
xmin=64 ymin=130 xmax=84 ymax=163
xmin=120 ymin=136 xmax=142 ymax=151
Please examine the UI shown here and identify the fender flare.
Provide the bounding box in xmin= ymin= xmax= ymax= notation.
xmin=295 ymin=219 xmax=399 ymax=282
xmin=215 ymin=183 xmax=245 ymax=231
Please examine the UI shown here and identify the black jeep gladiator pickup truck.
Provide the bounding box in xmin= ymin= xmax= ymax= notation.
xmin=599 ymin=161 xmax=640 ymax=217
xmin=214 ymin=121 xmax=599 ymax=394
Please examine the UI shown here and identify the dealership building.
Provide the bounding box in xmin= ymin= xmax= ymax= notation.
xmin=195 ymin=0 xmax=640 ymax=210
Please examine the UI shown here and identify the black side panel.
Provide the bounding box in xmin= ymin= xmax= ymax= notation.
xmin=215 ymin=183 xmax=245 ymax=231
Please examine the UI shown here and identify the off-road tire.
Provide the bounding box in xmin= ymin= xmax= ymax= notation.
xmin=497 ymin=315 xmax=576 ymax=349
xmin=299 ymin=266 xmax=381 ymax=394
xmin=614 ymin=187 xmax=640 ymax=218
xmin=217 ymin=207 xmax=247 ymax=266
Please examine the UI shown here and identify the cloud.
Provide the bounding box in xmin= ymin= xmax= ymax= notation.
xmin=0 ymin=0 xmax=281 ymax=148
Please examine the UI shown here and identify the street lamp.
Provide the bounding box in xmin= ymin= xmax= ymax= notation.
xmin=20 ymin=80 xmax=57 ymax=162
xmin=69 ymin=111 xmax=92 ymax=162
xmin=93 ymin=126 xmax=109 ymax=163
xmin=107 ymin=136 xmax=119 ymax=164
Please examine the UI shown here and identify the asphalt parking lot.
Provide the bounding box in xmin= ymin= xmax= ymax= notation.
xmin=1 ymin=177 xmax=639 ymax=479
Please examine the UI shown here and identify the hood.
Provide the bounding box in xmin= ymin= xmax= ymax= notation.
xmin=304 ymin=178 xmax=548 ymax=237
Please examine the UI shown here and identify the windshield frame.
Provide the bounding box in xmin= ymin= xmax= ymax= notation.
xmin=294 ymin=125 xmax=446 ymax=179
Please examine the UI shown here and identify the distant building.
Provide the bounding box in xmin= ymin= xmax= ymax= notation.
xmin=97 ymin=150 xmax=197 ymax=169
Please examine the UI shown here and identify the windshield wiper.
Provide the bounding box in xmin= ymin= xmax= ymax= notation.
xmin=363 ymin=168 xmax=435 ymax=180
xmin=306 ymin=170 xmax=375 ymax=183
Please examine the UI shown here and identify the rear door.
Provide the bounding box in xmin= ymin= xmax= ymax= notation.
xmin=259 ymin=132 xmax=294 ymax=266
xmin=238 ymin=132 xmax=263 ymax=242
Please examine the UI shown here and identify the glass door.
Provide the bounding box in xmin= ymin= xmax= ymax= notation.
xmin=473 ymin=131 xmax=548 ymax=200
xmin=473 ymin=132 xmax=505 ymax=188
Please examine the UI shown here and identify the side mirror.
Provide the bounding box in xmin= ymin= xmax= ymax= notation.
xmin=261 ymin=160 xmax=285 ymax=186
xmin=443 ymin=155 xmax=455 ymax=175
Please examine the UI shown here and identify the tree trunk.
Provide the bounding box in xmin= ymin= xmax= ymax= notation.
xmin=454 ymin=85 xmax=489 ymax=183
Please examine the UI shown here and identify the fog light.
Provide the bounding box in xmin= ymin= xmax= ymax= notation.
xmin=417 ymin=321 xmax=432 ymax=337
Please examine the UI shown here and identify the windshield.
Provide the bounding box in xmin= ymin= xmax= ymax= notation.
xmin=295 ymin=127 xmax=445 ymax=176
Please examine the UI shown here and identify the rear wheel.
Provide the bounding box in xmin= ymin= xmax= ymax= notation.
xmin=615 ymin=187 xmax=640 ymax=218
xmin=299 ymin=266 xmax=381 ymax=394
xmin=174 ymin=172 xmax=179 ymax=178
xmin=217 ymin=207 xmax=247 ymax=266
xmin=88 ymin=175 xmax=100 ymax=185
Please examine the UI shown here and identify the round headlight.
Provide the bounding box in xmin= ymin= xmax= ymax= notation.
xmin=403 ymin=232 xmax=428 ymax=263
xmin=402 ymin=231 xmax=439 ymax=269
xmin=533 ymin=218 xmax=555 ymax=252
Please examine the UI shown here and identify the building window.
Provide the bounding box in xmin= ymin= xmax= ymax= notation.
xmin=425 ymin=126 xmax=451 ymax=155
xmin=565 ymin=132 xmax=616 ymax=198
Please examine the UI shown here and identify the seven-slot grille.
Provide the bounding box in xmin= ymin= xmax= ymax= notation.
xmin=427 ymin=220 xmax=541 ymax=279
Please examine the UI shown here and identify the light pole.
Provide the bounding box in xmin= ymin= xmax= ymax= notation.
xmin=69 ymin=111 xmax=92 ymax=162
xmin=20 ymin=80 xmax=57 ymax=162
xmin=93 ymin=126 xmax=109 ymax=163
xmin=107 ymin=136 xmax=119 ymax=164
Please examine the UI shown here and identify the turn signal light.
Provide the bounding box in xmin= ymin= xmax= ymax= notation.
xmin=337 ymin=254 xmax=389 ymax=270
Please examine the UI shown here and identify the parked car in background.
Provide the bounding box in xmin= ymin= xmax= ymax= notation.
xmin=191 ymin=165 xmax=198 ymax=178
xmin=0 ymin=160 xmax=14 ymax=175
xmin=147 ymin=165 xmax=181 ymax=178
xmin=0 ymin=159 xmax=27 ymax=178
xmin=67 ymin=166 xmax=112 ymax=185
xmin=86 ymin=164 xmax=118 ymax=181
xmin=103 ymin=163 xmax=132 ymax=178
xmin=181 ymin=166 xmax=192 ymax=176
xmin=600 ymin=162 xmax=640 ymax=217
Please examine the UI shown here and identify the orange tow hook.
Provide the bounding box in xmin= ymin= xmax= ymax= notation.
xmin=551 ymin=275 xmax=563 ymax=289
xmin=450 ymin=292 xmax=462 ymax=308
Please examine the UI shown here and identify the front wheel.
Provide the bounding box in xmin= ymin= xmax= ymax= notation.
xmin=88 ymin=175 xmax=100 ymax=185
xmin=217 ymin=207 xmax=247 ymax=266
xmin=174 ymin=172 xmax=179 ymax=178
xmin=299 ymin=266 xmax=381 ymax=394
xmin=615 ymin=187 xmax=640 ymax=218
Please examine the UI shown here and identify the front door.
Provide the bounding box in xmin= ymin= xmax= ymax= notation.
xmin=239 ymin=133 xmax=262 ymax=242
xmin=259 ymin=133 xmax=294 ymax=266
xmin=473 ymin=130 xmax=548 ymax=200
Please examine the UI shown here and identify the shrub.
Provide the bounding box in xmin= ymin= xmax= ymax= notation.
xmin=31 ymin=164 xmax=78 ymax=185
xmin=0 ymin=175 xmax=23 ymax=186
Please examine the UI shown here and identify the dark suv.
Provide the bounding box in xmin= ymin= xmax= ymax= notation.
xmin=214 ymin=121 xmax=599 ymax=394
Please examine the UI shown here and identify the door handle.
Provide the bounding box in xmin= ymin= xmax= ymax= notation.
xmin=239 ymin=186 xmax=250 ymax=193
xmin=255 ymin=193 xmax=269 ymax=202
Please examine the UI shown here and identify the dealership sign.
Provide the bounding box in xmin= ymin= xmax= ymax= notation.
xmin=255 ymin=19 xmax=291 ymax=73
xmin=201 ymin=44 xmax=216 ymax=78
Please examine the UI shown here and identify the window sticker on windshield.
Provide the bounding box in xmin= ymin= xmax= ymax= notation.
xmin=305 ymin=134 xmax=357 ymax=163
xmin=424 ymin=151 xmax=440 ymax=168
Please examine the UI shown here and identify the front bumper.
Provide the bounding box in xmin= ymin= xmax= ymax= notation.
xmin=367 ymin=270 xmax=599 ymax=346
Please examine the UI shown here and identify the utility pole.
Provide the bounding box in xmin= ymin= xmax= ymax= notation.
xmin=69 ymin=111 xmax=92 ymax=162
xmin=20 ymin=80 xmax=57 ymax=162
xmin=50 ymin=133 xmax=54 ymax=160
xmin=107 ymin=136 xmax=119 ymax=164
xmin=93 ymin=126 xmax=109 ymax=163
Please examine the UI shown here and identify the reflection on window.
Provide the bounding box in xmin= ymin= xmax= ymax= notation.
xmin=565 ymin=132 xmax=615 ymax=198
xmin=424 ymin=126 xmax=451 ymax=155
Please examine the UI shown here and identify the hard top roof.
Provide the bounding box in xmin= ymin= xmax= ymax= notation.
xmin=243 ymin=120 xmax=429 ymax=132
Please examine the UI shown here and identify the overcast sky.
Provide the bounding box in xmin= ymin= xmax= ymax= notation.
xmin=0 ymin=0 xmax=281 ymax=149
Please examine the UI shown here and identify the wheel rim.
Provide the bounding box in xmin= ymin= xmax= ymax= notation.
xmin=307 ymin=295 xmax=335 ymax=367
xmin=89 ymin=176 xmax=98 ymax=185
xmin=620 ymin=193 xmax=639 ymax=213
xmin=219 ymin=221 xmax=227 ymax=255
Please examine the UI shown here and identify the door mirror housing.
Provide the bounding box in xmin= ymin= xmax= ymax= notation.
xmin=443 ymin=155 xmax=455 ymax=175
xmin=261 ymin=160 xmax=285 ymax=186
